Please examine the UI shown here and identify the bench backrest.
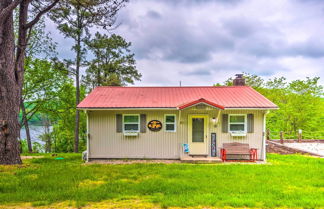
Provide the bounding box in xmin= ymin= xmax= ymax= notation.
xmin=223 ymin=142 xmax=250 ymax=153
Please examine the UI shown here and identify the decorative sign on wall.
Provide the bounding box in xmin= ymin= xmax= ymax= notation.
xmin=147 ymin=120 xmax=162 ymax=132
xmin=211 ymin=133 xmax=217 ymax=157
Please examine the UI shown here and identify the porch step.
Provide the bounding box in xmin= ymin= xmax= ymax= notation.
xmin=189 ymin=154 xmax=208 ymax=158
xmin=180 ymin=156 xmax=222 ymax=164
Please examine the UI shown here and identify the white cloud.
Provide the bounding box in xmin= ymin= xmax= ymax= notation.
xmin=46 ymin=0 xmax=324 ymax=86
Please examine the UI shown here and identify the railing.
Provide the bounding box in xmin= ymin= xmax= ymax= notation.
xmin=266 ymin=129 xmax=324 ymax=144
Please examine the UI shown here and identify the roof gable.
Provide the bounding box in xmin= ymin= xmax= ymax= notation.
xmin=177 ymin=98 xmax=225 ymax=110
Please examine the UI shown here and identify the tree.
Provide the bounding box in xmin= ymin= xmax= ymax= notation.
xmin=49 ymin=0 xmax=126 ymax=152
xmin=265 ymin=77 xmax=323 ymax=138
xmin=21 ymin=58 xmax=68 ymax=152
xmin=19 ymin=17 xmax=57 ymax=153
xmin=83 ymin=33 xmax=141 ymax=89
xmin=49 ymin=81 xmax=87 ymax=153
xmin=218 ymin=73 xmax=324 ymax=139
xmin=0 ymin=0 xmax=59 ymax=165
xmin=219 ymin=72 xmax=265 ymax=90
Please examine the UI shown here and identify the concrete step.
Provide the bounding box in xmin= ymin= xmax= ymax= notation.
xmin=180 ymin=156 xmax=222 ymax=164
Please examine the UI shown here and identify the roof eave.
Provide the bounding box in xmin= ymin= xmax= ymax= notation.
xmin=224 ymin=107 xmax=279 ymax=110
xmin=77 ymin=106 xmax=279 ymax=110
xmin=77 ymin=107 xmax=178 ymax=110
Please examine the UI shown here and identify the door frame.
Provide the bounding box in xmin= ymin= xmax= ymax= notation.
xmin=188 ymin=114 xmax=209 ymax=155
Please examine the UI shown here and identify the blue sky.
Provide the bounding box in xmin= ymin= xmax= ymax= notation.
xmin=46 ymin=0 xmax=324 ymax=86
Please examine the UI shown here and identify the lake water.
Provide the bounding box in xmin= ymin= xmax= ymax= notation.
xmin=20 ymin=125 xmax=48 ymax=144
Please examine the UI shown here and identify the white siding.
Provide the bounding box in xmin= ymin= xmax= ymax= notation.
xmin=88 ymin=106 xmax=267 ymax=160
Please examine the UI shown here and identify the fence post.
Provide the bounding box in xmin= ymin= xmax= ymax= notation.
xmin=266 ymin=129 xmax=270 ymax=140
xmin=298 ymin=129 xmax=302 ymax=143
xmin=280 ymin=131 xmax=284 ymax=144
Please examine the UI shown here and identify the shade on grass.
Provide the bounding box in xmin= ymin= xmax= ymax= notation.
xmin=0 ymin=154 xmax=323 ymax=208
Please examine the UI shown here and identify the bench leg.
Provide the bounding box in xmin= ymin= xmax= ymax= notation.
xmin=221 ymin=149 xmax=226 ymax=162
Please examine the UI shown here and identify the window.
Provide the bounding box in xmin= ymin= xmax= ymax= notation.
xmin=228 ymin=114 xmax=246 ymax=133
xmin=165 ymin=114 xmax=176 ymax=132
xmin=123 ymin=114 xmax=140 ymax=132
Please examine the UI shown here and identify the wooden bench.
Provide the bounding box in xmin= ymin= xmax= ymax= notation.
xmin=220 ymin=142 xmax=257 ymax=162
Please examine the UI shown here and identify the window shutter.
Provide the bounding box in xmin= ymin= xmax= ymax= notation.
xmin=222 ymin=114 xmax=228 ymax=133
xmin=247 ymin=114 xmax=254 ymax=133
xmin=140 ymin=114 xmax=146 ymax=133
xmin=116 ymin=114 xmax=122 ymax=133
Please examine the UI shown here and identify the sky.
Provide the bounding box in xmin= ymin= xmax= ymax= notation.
xmin=46 ymin=0 xmax=324 ymax=86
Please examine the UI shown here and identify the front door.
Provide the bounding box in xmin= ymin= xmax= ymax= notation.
xmin=188 ymin=115 xmax=208 ymax=155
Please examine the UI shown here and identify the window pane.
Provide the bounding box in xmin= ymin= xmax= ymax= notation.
xmin=230 ymin=124 xmax=245 ymax=131
xmin=166 ymin=115 xmax=175 ymax=123
xmin=166 ymin=124 xmax=175 ymax=131
xmin=230 ymin=115 xmax=245 ymax=123
xmin=124 ymin=124 xmax=139 ymax=131
xmin=124 ymin=115 xmax=139 ymax=123
xmin=192 ymin=118 xmax=204 ymax=142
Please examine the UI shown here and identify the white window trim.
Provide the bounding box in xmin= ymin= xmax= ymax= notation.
xmin=228 ymin=114 xmax=247 ymax=133
xmin=123 ymin=114 xmax=140 ymax=133
xmin=164 ymin=114 xmax=176 ymax=132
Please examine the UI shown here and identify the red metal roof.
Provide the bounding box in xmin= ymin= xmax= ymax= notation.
xmin=77 ymin=86 xmax=278 ymax=109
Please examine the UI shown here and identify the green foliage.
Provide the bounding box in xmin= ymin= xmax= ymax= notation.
xmin=0 ymin=154 xmax=323 ymax=208
xmin=217 ymin=73 xmax=324 ymax=139
xmin=49 ymin=0 xmax=126 ymax=152
xmin=222 ymin=72 xmax=265 ymax=89
xmin=265 ymin=77 xmax=324 ymax=139
xmin=19 ymin=140 xmax=44 ymax=153
xmin=22 ymin=57 xmax=87 ymax=153
xmin=49 ymin=82 xmax=87 ymax=153
xmin=19 ymin=140 xmax=29 ymax=153
xmin=83 ymin=33 xmax=141 ymax=89
xmin=23 ymin=58 xmax=68 ymax=106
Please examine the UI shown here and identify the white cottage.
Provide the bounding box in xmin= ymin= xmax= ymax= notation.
xmin=78 ymin=75 xmax=277 ymax=162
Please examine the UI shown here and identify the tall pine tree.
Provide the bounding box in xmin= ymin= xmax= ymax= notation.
xmin=83 ymin=33 xmax=141 ymax=89
xmin=49 ymin=0 xmax=126 ymax=152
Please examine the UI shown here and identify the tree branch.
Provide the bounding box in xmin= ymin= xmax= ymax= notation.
xmin=24 ymin=0 xmax=59 ymax=29
xmin=0 ymin=0 xmax=22 ymax=24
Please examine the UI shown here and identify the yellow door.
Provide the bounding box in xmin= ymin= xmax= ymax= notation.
xmin=188 ymin=115 xmax=208 ymax=155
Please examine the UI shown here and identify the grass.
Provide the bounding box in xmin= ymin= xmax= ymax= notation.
xmin=0 ymin=154 xmax=323 ymax=208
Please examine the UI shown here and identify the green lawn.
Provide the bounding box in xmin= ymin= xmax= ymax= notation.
xmin=0 ymin=154 xmax=323 ymax=209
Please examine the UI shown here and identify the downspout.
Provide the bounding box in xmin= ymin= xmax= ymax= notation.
xmin=216 ymin=109 xmax=221 ymax=125
xmin=178 ymin=109 xmax=182 ymax=157
xmin=178 ymin=109 xmax=181 ymax=126
xmin=262 ymin=110 xmax=269 ymax=162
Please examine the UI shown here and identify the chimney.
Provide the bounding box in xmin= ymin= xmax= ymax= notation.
xmin=233 ymin=74 xmax=245 ymax=86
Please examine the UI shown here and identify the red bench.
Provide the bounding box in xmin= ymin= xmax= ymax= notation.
xmin=220 ymin=142 xmax=257 ymax=162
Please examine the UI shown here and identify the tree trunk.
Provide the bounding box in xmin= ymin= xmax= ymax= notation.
xmin=0 ymin=0 xmax=22 ymax=164
xmin=74 ymin=28 xmax=81 ymax=153
xmin=43 ymin=115 xmax=51 ymax=153
xmin=0 ymin=0 xmax=59 ymax=163
xmin=21 ymin=101 xmax=32 ymax=153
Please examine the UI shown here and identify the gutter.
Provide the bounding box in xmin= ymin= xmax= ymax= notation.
xmin=78 ymin=107 xmax=279 ymax=111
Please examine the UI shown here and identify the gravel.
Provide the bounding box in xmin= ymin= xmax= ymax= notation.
xmin=284 ymin=143 xmax=324 ymax=157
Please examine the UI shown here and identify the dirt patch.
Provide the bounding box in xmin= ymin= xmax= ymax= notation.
xmin=21 ymin=156 xmax=44 ymax=159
